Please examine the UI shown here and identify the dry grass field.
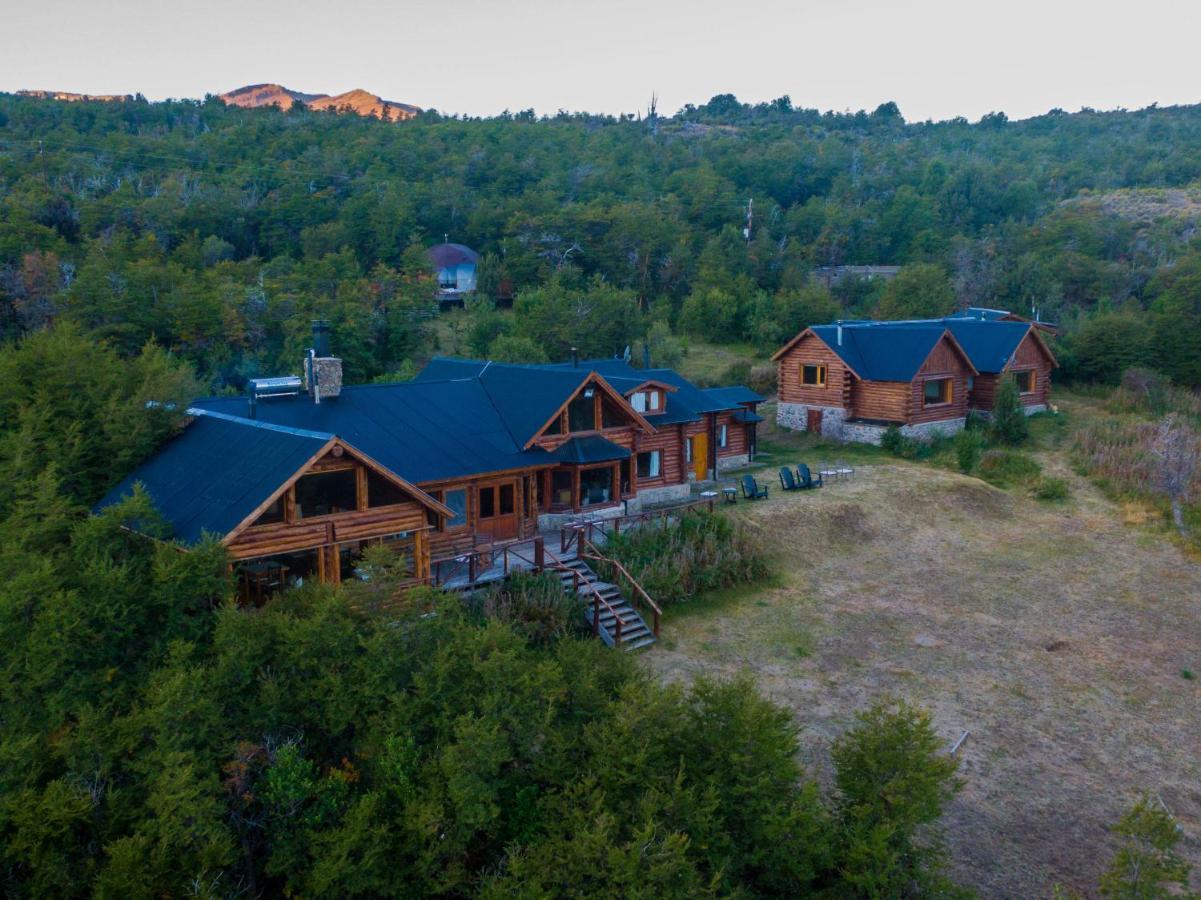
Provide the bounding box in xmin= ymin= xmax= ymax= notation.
xmin=649 ymin=416 xmax=1201 ymax=897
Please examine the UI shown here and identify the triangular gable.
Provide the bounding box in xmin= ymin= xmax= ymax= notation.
xmin=917 ymin=329 xmax=979 ymax=377
xmin=223 ymin=436 xmax=453 ymax=546
xmin=772 ymin=327 xmax=866 ymax=380
xmin=618 ymin=379 xmax=679 ymax=396
xmin=1008 ymin=325 xmax=1059 ymax=370
xmin=525 ymin=371 xmax=655 ymax=449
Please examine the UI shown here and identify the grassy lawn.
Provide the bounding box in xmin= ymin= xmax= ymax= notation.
xmin=674 ymin=338 xmax=764 ymax=386
xmin=646 ymin=394 xmax=1201 ymax=897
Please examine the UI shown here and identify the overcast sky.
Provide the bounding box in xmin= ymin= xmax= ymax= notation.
xmin=2 ymin=0 xmax=1198 ymax=121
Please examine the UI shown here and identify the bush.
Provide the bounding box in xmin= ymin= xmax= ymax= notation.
xmin=991 ymin=377 xmax=1030 ymax=445
xmin=954 ymin=430 xmax=984 ymax=473
xmin=1099 ymin=796 xmax=1193 ymax=898
xmin=478 ymin=571 xmax=583 ymax=645
xmin=598 ymin=510 xmax=769 ymax=605
xmin=881 ymin=424 xmax=907 ymax=455
xmin=832 ymin=699 xmax=964 ymax=897
xmin=978 ymin=449 xmax=1042 ymax=487
xmin=1034 ymin=476 xmax=1070 ymax=501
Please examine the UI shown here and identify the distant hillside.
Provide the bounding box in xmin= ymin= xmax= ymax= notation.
xmin=17 ymin=89 xmax=133 ymax=103
xmin=219 ymin=83 xmax=421 ymax=121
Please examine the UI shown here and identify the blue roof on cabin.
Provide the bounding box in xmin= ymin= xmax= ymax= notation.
xmin=939 ymin=319 xmax=1031 ymax=374
xmin=193 ymin=378 xmax=552 ymax=485
xmin=703 ymin=386 xmax=765 ymax=406
xmin=548 ymin=435 xmax=631 ymax=464
xmin=95 ymin=410 xmax=332 ymax=545
xmin=810 ymin=323 xmax=952 ymax=381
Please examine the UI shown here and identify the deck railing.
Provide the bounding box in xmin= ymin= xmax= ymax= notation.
xmin=579 ymin=535 xmax=662 ymax=638
xmin=559 ymin=494 xmax=716 ymax=554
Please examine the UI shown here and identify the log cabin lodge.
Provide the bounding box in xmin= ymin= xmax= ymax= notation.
xmin=772 ymin=309 xmax=1057 ymax=444
xmin=97 ymin=327 xmax=763 ymax=603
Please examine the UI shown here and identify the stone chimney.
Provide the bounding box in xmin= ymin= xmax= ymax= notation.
xmin=304 ymin=320 xmax=343 ymax=403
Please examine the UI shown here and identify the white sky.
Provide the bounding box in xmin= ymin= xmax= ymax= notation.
xmin=1 ymin=0 xmax=1198 ymax=121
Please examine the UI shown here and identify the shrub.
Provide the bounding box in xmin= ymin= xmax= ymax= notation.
xmin=597 ymin=510 xmax=769 ymax=605
xmin=1099 ymin=796 xmax=1193 ymax=898
xmin=954 ymin=429 xmax=984 ymax=473
xmin=832 ymin=699 xmax=964 ymax=897
xmin=991 ymin=377 xmax=1030 ymax=445
xmin=978 ymin=449 xmax=1042 ymax=488
xmin=964 ymin=409 xmax=989 ymax=432
xmin=881 ymin=424 xmax=907 ymax=455
xmin=1034 ymin=476 xmax=1070 ymax=501
xmin=478 ymin=571 xmax=583 ymax=646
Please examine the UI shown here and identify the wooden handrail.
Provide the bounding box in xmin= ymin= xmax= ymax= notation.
xmin=506 ymin=540 xmax=633 ymax=645
xmin=579 ymin=535 xmax=661 ymax=638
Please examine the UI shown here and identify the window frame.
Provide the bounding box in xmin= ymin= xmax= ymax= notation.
xmin=1014 ymin=369 xmax=1036 ymax=394
xmin=718 ymin=424 xmax=728 ymax=448
xmin=801 ymin=364 xmax=827 ymax=387
xmin=922 ymin=377 xmax=953 ymax=407
xmin=636 ymin=449 xmax=662 ymax=479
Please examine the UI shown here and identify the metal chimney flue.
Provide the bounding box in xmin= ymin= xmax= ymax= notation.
xmin=643 ymin=341 xmax=651 ymax=369
xmin=837 ymin=320 xmax=844 ymax=346
xmin=571 ymin=347 xmax=579 ymax=367
xmin=312 ymin=319 xmax=331 ymax=357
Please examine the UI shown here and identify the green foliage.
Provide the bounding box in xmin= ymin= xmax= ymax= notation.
xmin=832 ymin=699 xmax=965 ymax=898
xmin=875 ymin=264 xmax=956 ymax=320
xmin=881 ymin=424 xmax=907 ymax=455
xmin=1099 ymin=796 xmax=1194 ymax=899
xmin=1034 ymin=476 xmax=1070 ymax=501
xmin=512 ymin=272 xmax=640 ymax=360
xmin=954 ymin=429 xmax=985 ymax=473
xmin=978 ymin=449 xmax=1043 ymax=487
xmin=991 ymin=377 xmax=1030 ymax=445
xmin=597 ymin=510 xmax=770 ymax=605
xmin=477 ymin=571 xmax=583 ymax=646
xmin=0 ymin=322 xmax=199 ymax=508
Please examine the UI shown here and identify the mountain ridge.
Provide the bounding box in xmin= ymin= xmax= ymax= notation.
xmin=219 ymin=83 xmax=421 ymax=121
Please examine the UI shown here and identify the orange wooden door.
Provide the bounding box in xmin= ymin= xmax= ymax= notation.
xmin=690 ymin=432 xmax=708 ymax=481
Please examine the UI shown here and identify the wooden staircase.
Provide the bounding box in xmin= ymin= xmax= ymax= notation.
xmin=556 ymin=558 xmax=657 ymax=651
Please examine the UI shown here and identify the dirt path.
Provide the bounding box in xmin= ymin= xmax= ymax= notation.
xmin=647 ymin=463 xmax=1201 ymax=898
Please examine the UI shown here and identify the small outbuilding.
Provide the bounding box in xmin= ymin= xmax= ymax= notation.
xmin=428 ymin=242 xmax=479 ymax=305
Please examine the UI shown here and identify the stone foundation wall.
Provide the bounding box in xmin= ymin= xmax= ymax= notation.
xmin=1023 ymin=403 xmax=1047 ymax=416
xmin=840 ymin=416 xmax=967 ymax=446
xmin=537 ymin=503 xmax=626 ymax=531
xmin=716 ymin=453 xmax=750 ymax=472
xmin=776 ymin=402 xmax=848 ymax=438
xmin=626 ymin=481 xmax=691 ymax=513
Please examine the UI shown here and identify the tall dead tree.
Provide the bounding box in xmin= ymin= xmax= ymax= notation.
xmin=1150 ymin=413 xmax=1199 ymax=535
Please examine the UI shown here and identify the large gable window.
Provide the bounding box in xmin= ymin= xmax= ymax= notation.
xmin=1014 ymin=370 xmax=1036 ymax=394
xmin=923 ymin=377 xmax=952 ymax=407
xmin=296 ymin=469 xmax=357 ymax=518
xmin=366 ymin=469 xmax=407 ymax=508
xmin=568 ymin=391 xmax=596 ymax=432
xmin=801 ymin=364 xmax=827 ymax=387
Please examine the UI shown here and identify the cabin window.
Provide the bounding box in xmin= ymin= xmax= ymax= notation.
xmin=366 ymin=469 xmax=407 ymax=508
xmin=923 ymin=378 xmax=953 ymax=407
xmin=254 ymin=494 xmax=286 ymax=526
xmin=1015 ymin=370 xmax=1036 ymax=394
xmin=543 ymin=413 xmax=563 ymax=435
xmin=966 ymin=375 xmax=975 ymax=391
xmin=568 ymin=391 xmax=596 ymax=432
xmin=648 ymin=390 xmax=661 ymax=411
xmin=684 ymin=439 xmax=692 ymax=463
xmin=499 ymin=483 xmax=515 ymax=516
xmin=637 ymin=449 xmax=661 ymax=479
xmin=631 ymin=391 xmax=647 ymax=412
xmin=801 ymin=364 xmax=827 ymax=387
xmin=601 ymin=396 xmax=625 ymax=429
xmin=578 ymin=466 xmax=615 ymax=507
xmin=295 ymin=469 xmax=357 ymax=518
xmin=443 ymin=488 xmax=467 ymax=528
xmin=620 ymin=458 xmax=632 ymax=495
xmin=718 ymin=424 xmax=728 ymax=448
xmin=551 ymin=469 xmax=573 ymax=507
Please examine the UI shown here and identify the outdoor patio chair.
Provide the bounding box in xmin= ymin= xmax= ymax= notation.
xmin=835 ymin=458 xmax=855 ymax=480
xmin=796 ymin=464 xmax=823 ymax=490
xmin=741 ymin=474 xmax=769 ymax=500
xmin=779 ymin=467 xmax=802 ymax=491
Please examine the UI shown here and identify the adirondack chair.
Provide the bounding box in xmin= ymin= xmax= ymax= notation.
xmin=796 ymin=464 xmax=823 ymax=490
xmin=779 ymin=467 xmax=801 ymax=491
xmin=741 ymin=474 xmax=769 ymax=500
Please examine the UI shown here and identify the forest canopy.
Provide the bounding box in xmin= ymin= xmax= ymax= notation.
xmin=2 ymin=92 xmax=1201 ymax=387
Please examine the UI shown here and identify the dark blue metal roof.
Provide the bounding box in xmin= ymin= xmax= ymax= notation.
xmin=95 ymin=410 xmax=332 ymax=545
xmin=703 ymin=386 xmax=765 ymax=406
xmin=939 ymin=319 xmax=1031 ymax=374
xmin=547 ymin=435 xmax=631 ymax=464
xmin=810 ymin=324 xmax=952 ymax=381
xmin=193 ymin=379 xmax=554 ymax=485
